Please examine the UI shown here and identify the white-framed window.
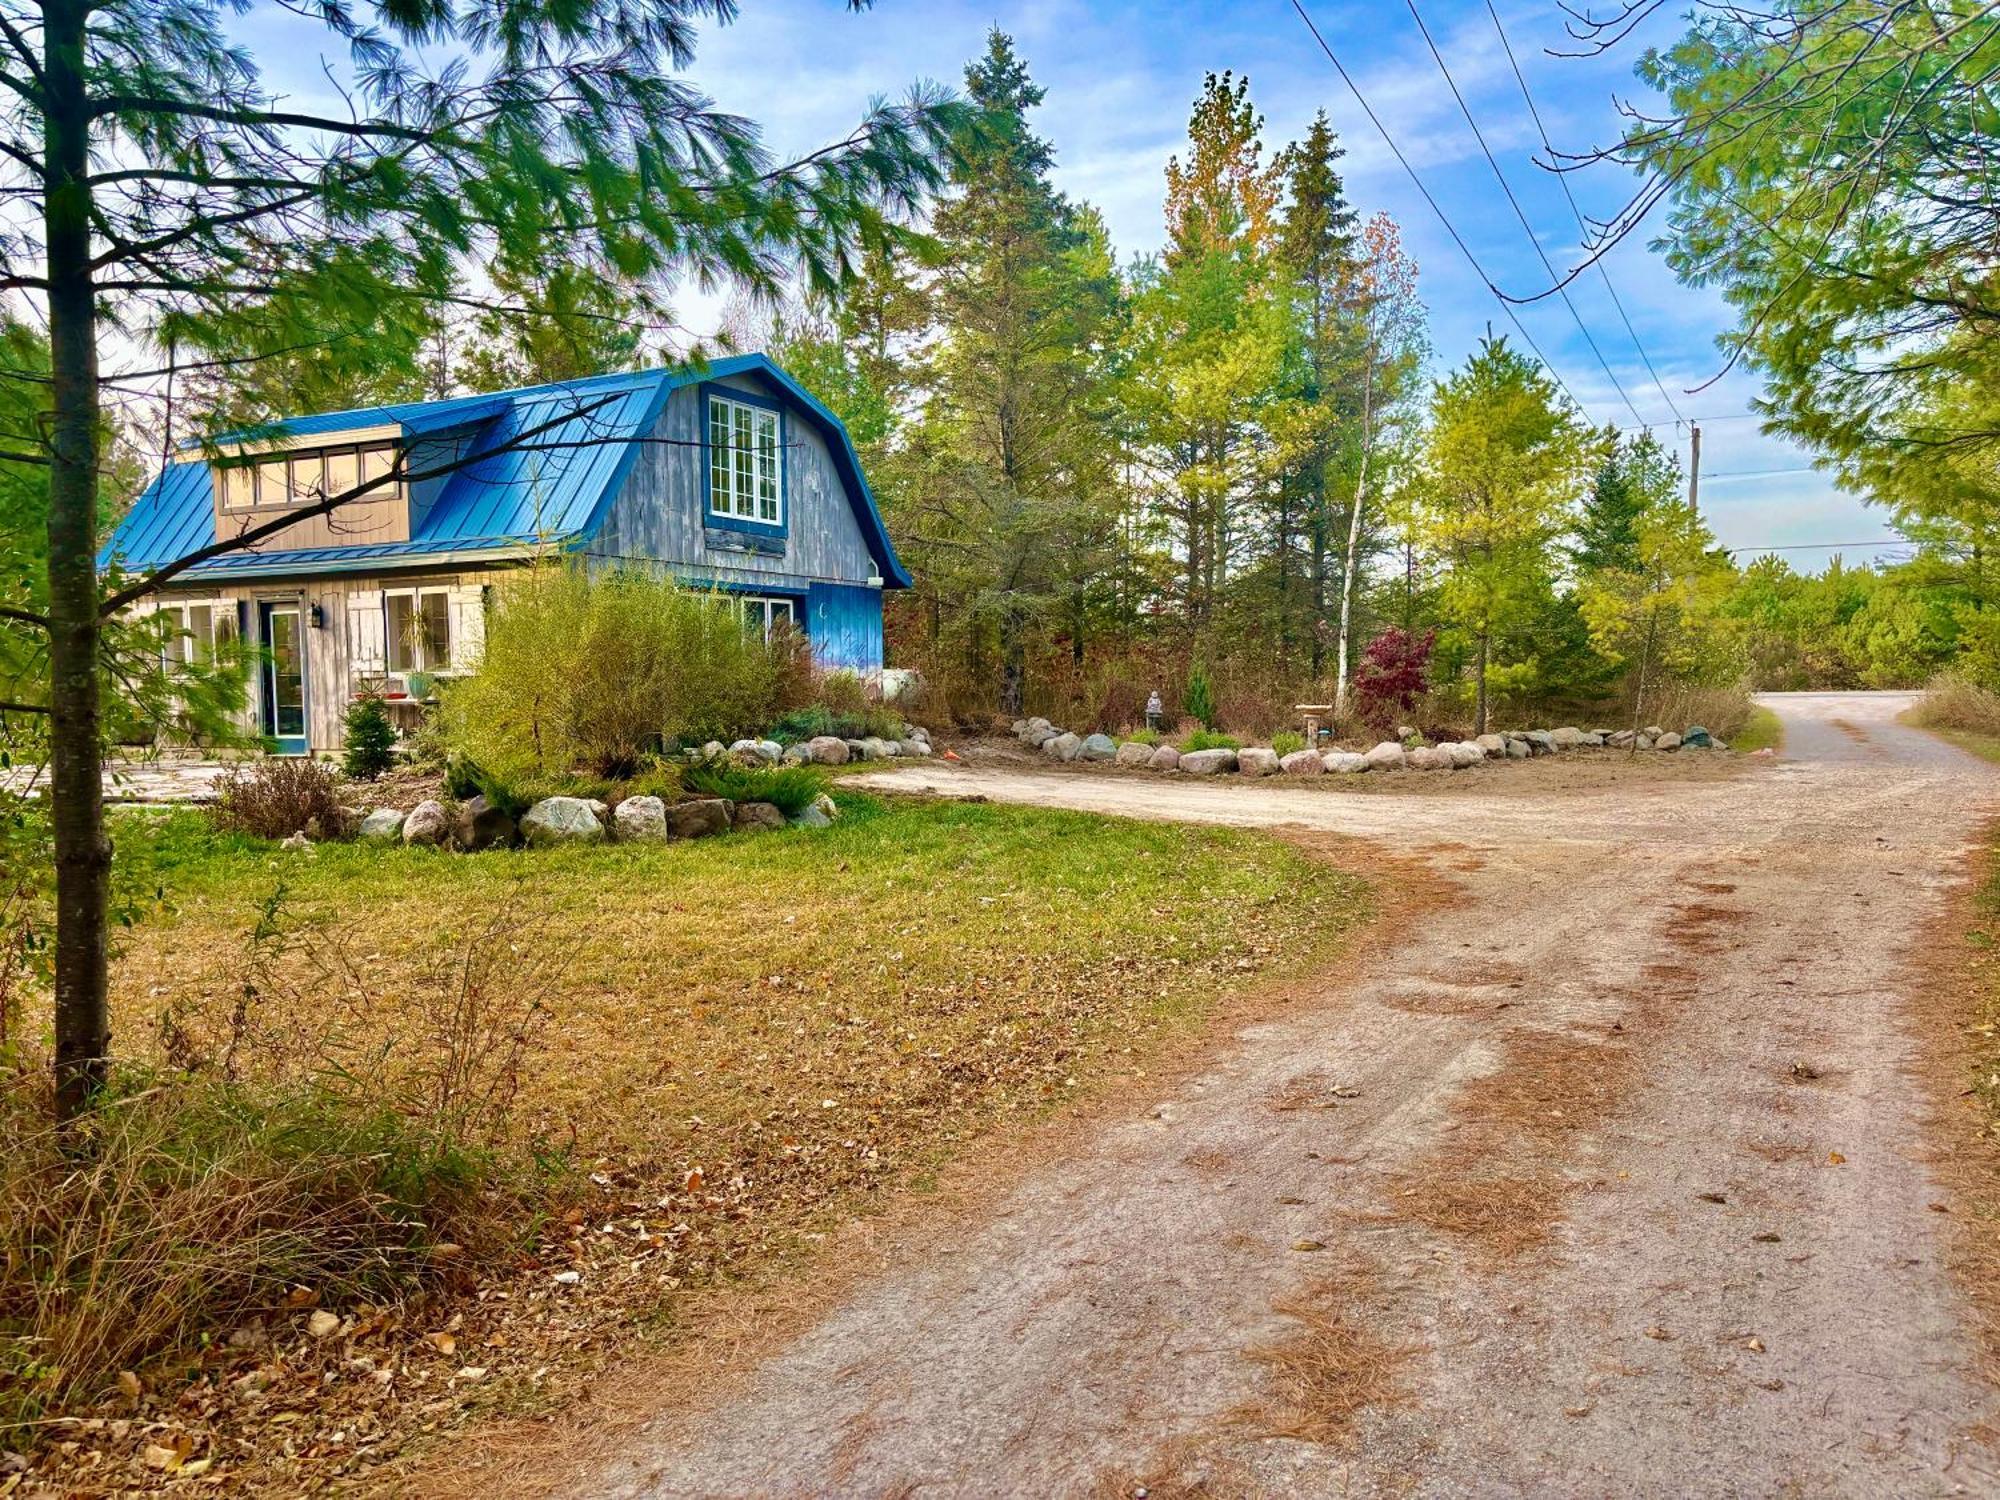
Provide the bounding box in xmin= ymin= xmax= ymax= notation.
xmin=219 ymin=440 xmax=403 ymax=510
xmin=384 ymin=587 xmax=452 ymax=673
xmin=739 ymin=595 xmax=797 ymax=640
xmin=706 ymin=393 xmax=782 ymax=525
xmin=161 ymin=600 xmax=238 ymax=667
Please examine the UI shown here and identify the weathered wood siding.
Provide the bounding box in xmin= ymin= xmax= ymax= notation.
xmin=585 ymin=371 xmax=877 ymax=590
xmin=150 ymin=570 xmax=493 ymax=753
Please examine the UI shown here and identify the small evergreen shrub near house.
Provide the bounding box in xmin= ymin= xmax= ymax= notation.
xmin=1271 ymin=731 xmax=1305 ymax=757
xmin=767 ymin=702 xmax=903 ymax=744
xmin=341 ymin=696 xmax=398 ymax=780
xmin=1184 ymin=665 xmax=1217 ymax=729
xmin=681 ymin=761 xmax=829 ymax=817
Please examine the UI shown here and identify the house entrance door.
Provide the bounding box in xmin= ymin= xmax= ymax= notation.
xmin=258 ymin=601 xmax=309 ymax=755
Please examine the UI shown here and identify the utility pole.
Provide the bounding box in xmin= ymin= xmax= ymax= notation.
xmin=1688 ymin=422 xmax=1702 ymax=516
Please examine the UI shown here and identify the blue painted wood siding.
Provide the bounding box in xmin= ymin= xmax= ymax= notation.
xmin=586 ymin=372 xmax=875 ymax=591
xmin=807 ymin=582 xmax=884 ymax=673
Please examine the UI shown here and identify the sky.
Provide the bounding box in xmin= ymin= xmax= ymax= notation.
xmin=661 ymin=0 xmax=1907 ymax=571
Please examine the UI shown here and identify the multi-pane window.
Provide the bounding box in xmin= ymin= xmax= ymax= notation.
xmin=161 ymin=600 xmax=238 ymax=666
xmin=385 ymin=588 xmax=452 ymax=674
xmin=707 ymin=394 xmax=781 ymax=525
xmin=739 ymin=595 xmax=796 ymax=640
xmin=219 ymin=440 xmax=402 ymax=510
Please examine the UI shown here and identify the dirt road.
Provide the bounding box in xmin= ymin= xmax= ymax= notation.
xmin=589 ymin=693 xmax=1998 ymax=1497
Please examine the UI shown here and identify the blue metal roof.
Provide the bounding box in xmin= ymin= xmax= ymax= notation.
xmin=99 ymin=355 xmax=911 ymax=588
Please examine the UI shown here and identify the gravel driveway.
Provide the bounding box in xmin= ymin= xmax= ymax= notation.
xmin=585 ymin=692 xmax=2000 ymax=1498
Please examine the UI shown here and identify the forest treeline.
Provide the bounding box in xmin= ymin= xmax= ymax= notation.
xmin=17 ymin=23 xmax=1995 ymax=740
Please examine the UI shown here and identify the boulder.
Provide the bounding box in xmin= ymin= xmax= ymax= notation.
xmin=521 ymin=797 xmax=605 ymax=847
xmin=613 ymin=795 xmax=670 ymax=843
xmin=860 ymin=736 xmax=900 ymax=760
xmin=896 ymin=739 xmax=932 ymax=758
xmin=808 ymin=792 xmax=839 ymax=822
xmin=1043 ymin=732 xmax=1083 ymax=762
xmin=666 ymin=798 xmax=733 ymax=840
xmin=1280 ymin=748 xmax=1324 ymax=775
xmin=1505 ymin=737 xmax=1530 ymax=760
xmin=909 ymin=726 xmax=931 ymax=745
xmin=402 ymin=799 xmax=451 ymax=846
xmin=733 ymin=801 xmax=787 ymax=833
xmin=1579 ymin=732 xmax=1605 ymax=747
xmin=1474 ymin=733 xmax=1506 ymax=757
xmin=843 ymin=739 xmax=872 ymax=761
xmin=1446 ymin=742 xmax=1483 ymax=769
xmin=1525 ymin=730 xmax=1555 ymax=755
xmin=1395 ymin=724 xmax=1418 ymax=743
xmin=454 ymin=794 xmax=517 ymax=851
xmin=1077 ymin=733 xmax=1118 ymax=762
xmin=727 ymin=738 xmax=762 ymax=762
xmin=1237 ymin=747 xmax=1281 ymax=777
xmin=280 ymin=830 xmax=312 ymax=852
xmin=1115 ymin=741 xmax=1156 ymax=768
xmin=1655 ymin=731 xmax=1683 ymax=751
xmin=699 ymin=741 xmax=725 ymax=761
xmin=1637 ymin=734 xmax=1657 ymax=750
xmin=1642 ymin=725 xmax=1665 ymax=739
xmin=1363 ymin=741 xmax=1407 ymax=772
xmin=1018 ymin=716 xmax=1054 ymax=744
xmin=1607 ymin=729 xmax=1636 ymax=749
xmin=1682 ymin=725 xmax=1712 ymax=748
xmin=1147 ymin=744 xmax=1181 ymax=772
xmin=1178 ymin=748 xmax=1237 ymax=775
xmin=791 ymin=804 xmax=833 ymax=829
xmin=1323 ymin=751 xmax=1368 ymax=774
xmin=805 ymin=735 xmax=850 ymax=766
xmin=1549 ymin=726 xmax=1585 ymax=749
xmin=358 ymin=807 xmax=405 ymax=843
xmin=782 ymin=744 xmax=810 ymax=765
xmin=1408 ymin=746 xmax=1451 ymax=771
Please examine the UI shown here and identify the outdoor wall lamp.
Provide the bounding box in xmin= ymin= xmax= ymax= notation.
xmin=309 ymin=603 xmax=326 ymax=629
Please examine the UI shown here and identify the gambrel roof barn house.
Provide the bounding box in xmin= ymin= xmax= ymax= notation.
xmin=100 ymin=354 xmax=909 ymax=755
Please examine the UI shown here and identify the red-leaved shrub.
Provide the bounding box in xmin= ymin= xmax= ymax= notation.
xmin=1352 ymin=628 xmax=1436 ymax=733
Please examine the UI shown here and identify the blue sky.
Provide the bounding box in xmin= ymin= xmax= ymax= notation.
xmin=665 ymin=0 xmax=1907 ymax=570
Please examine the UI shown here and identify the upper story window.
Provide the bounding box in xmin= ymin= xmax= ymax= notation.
xmin=220 ymin=440 xmax=401 ymax=511
xmin=706 ymin=392 xmax=782 ymax=527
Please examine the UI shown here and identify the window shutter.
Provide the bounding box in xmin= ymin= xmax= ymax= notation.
xmin=347 ymin=589 xmax=386 ymax=675
xmin=449 ymin=583 xmax=486 ymax=671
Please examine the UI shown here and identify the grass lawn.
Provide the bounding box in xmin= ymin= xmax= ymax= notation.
xmin=88 ymin=791 xmax=1373 ymax=1490
xmin=1732 ymin=704 xmax=1784 ymax=753
xmin=1899 ymin=714 xmax=2000 ymax=766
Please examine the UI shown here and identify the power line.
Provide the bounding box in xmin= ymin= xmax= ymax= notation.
xmin=1402 ymin=0 xmax=1646 ymax=427
xmin=1723 ymin=539 xmax=1915 ymax=553
xmin=1286 ymin=0 xmax=1587 ymax=415
xmin=1482 ymin=0 xmax=1686 ymax=426
xmin=1701 ymin=466 xmax=1820 ymax=481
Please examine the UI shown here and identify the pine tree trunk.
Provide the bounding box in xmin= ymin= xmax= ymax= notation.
xmin=1000 ymin=606 xmax=1026 ymax=716
xmin=44 ymin=0 xmax=112 ymax=1123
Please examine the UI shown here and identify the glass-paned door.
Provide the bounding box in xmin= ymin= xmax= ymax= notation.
xmin=259 ymin=601 xmax=309 ymax=754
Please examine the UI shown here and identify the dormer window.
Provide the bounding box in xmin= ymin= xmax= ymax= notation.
xmin=219 ymin=439 xmax=402 ymax=511
xmin=706 ymin=391 xmax=782 ymax=527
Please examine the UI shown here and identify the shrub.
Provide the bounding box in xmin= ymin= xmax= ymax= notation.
xmin=1908 ymin=674 xmax=2000 ymax=736
xmin=1352 ymin=627 xmax=1437 ymax=733
xmin=211 ymin=758 xmax=345 ymax=841
xmin=1185 ymin=664 xmax=1217 ymax=729
xmin=1271 ymin=731 xmax=1305 ymax=757
xmin=437 ymin=565 xmax=799 ymax=781
xmin=681 ymin=761 xmax=829 ymax=817
xmin=340 ymin=696 xmax=397 ymax=781
xmin=768 ymin=701 xmax=903 ymax=744
xmin=1123 ymin=726 xmax=1161 ymax=747
xmin=1181 ymin=728 xmax=1241 ymax=753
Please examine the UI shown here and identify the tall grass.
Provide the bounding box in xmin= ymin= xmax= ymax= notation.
xmin=438 ymin=565 xmax=809 ymax=780
xmin=1908 ymin=674 xmax=2000 ymax=736
xmin=0 ymin=895 xmax=555 ymax=1445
